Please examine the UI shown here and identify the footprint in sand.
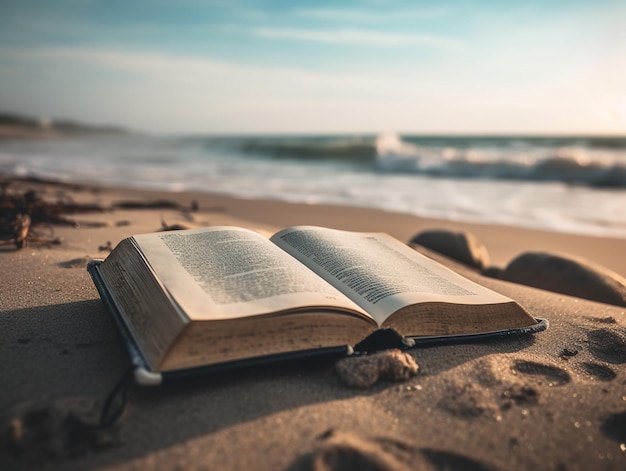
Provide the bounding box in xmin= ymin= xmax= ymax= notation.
xmin=511 ymin=360 xmax=571 ymax=386
xmin=587 ymin=329 xmax=626 ymax=364
xmin=290 ymin=431 xmax=414 ymax=471
xmin=577 ymin=361 xmax=617 ymax=382
xmin=290 ymin=431 xmax=500 ymax=471
xmin=600 ymin=410 xmax=626 ymax=444
xmin=437 ymin=381 xmax=494 ymax=419
xmin=585 ymin=316 xmax=617 ymax=325
xmin=421 ymin=449 xmax=500 ymax=471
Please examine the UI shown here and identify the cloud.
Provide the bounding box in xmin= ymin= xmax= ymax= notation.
xmin=293 ymin=7 xmax=451 ymax=22
xmin=2 ymin=47 xmax=227 ymax=75
xmin=0 ymin=45 xmax=455 ymax=133
xmin=0 ymin=46 xmax=421 ymax=99
xmin=1 ymin=42 xmax=620 ymax=134
xmin=252 ymin=27 xmax=463 ymax=49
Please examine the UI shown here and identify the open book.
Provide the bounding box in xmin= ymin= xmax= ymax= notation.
xmin=88 ymin=226 xmax=545 ymax=385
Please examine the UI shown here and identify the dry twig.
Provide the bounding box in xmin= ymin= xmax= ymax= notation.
xmin=0 ymin=181 xmax=105 ymax=249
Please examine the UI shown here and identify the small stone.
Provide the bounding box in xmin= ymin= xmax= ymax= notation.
xmin=335 ymin=349 xmax=419 ymax=389
xmin=558 ymin=348 xmax=578 ymax=359
xmin=409 ymin=229 xmax=490 ymax=270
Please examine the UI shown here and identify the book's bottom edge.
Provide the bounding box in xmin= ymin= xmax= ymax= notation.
xmin=145 ymin=345 xmax=352 ymax=386
xmin=137 ymin=319 xmax=548 ymax=386
xmin=406 ymin=317 xmax=548 ymax=347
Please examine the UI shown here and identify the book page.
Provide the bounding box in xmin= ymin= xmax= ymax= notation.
xmin=133 ymin=227 xmax=369 ymax=321
xmin=271 ymin=226 xmax=514 ymax=326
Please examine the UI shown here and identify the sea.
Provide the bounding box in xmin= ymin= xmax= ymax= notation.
xmin=1 ymin=132 xmax=625 ymax=239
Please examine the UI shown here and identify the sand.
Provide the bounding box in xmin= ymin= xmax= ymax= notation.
xmin=1 ymin=177 xmax=625 ymax=470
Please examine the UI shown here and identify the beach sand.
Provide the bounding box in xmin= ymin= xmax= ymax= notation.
xmin=1 ymin=177 xmax=625 ymax=470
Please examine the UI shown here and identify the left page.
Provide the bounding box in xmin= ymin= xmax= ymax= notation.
xmin=133 ymin=227 xmax=370 ymax=321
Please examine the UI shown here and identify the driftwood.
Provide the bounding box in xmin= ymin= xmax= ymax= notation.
xmin=0 ymin=182 xmax=105 ymax=249
xmin=112 ymin=199 xmax=183 ymax=210
xmin=1 ymin=177 xmax=208 ymax=250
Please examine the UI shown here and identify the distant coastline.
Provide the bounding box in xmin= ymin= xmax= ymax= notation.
xmin=0 ymin=111 xmax=131 ymax=139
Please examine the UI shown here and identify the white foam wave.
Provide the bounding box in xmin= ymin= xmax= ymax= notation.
xmin=374 ymin=132 xmax=626 ymax=187
xmin=1 ymin=134 xmax=625 ymax=238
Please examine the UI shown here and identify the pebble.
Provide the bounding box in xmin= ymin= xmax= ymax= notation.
xmin=335 ymin=349 xmax=419 ymax=389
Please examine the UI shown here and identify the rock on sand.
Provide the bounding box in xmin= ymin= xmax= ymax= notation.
xmin=498 ymin=252 xmax=626 ymax=307
xmin=335 ymin=349 xmax=419 ymax=389
xmin=409 ymin=230 xmax=490 ymax=270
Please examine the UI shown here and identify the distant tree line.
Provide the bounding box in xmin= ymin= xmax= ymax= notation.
xmin=0 ymin=112 xmax=129 ymax=135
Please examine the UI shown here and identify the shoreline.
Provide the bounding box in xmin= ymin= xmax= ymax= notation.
xmin=2 ymin=175 xmax=626 ymax=470
xmin=3 ymin=174 xmax=625 ymax=275
xmin=72 ymin=180 xmax=626 ymax=277
xmin=2 ymin=129 xmax=626 ymax=242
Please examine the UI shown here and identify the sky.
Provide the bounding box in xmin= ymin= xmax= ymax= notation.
xmin=0 ymin=0 xmax=625 ymax=135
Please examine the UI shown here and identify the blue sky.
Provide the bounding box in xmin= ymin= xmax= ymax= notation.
xmin=0 ymin=1 xmax=625 ymax=134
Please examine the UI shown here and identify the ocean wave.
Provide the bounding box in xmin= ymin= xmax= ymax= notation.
xmin=237 ymin=137 xmax=378 ymax=162
xmin=2 ymin=134 xmax=625 ymax=238
xmin=375 ymin=133 xmax=626 ymax=188
xmin=193 ymin=134 xmax=626 ymax=188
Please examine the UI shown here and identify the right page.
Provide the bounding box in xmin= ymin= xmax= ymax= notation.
xmin=271 ymin=226 xmax=535 ymax=332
